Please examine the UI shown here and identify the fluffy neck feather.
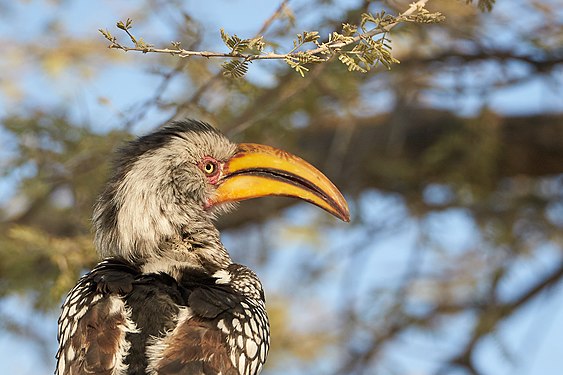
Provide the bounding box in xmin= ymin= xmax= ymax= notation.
xmin=93 ymin=146 xmax=231 ymax=275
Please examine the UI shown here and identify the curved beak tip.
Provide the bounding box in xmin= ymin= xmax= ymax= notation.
xmin=332 ymin=197 xmax=350 ymax=223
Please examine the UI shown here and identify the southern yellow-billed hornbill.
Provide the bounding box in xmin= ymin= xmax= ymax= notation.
xmin=56 ymin=120 xmax=349 ymax=375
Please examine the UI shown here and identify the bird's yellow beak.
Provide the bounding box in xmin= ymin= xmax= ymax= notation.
xmin=210 ymin=143 xmax=350 ymax=222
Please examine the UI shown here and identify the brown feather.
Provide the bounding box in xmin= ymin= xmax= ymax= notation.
xmin=62 ymin=296 xmax=132 ymax=375
xmin=155 ymin=317 xmax=239 ymax=375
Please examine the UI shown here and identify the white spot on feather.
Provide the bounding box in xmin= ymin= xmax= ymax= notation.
xmin=250 ymin=357 xmax=258 ymax=375
xmin=232 ymin=318 xmax=241 ymax=332
xmin=67 ymin=345 xmax=75 ymax=361
xmin=244 ymin=323 xmax=252 ymax=337
xmin=237 ymin=335 xmax=244 ymax=349
xmin=213 ymin=269 xmax=232 ymax=284
xmin=249 ymin=318 xmax=258 ymax=334
xmin=238 ymin=354 xmax=246 ymax=375
xmin=57 ymin=355 xmax=66 ymax=375
xmin=246 ymin=340 xmax=258 ymax=358
xmin=217 ymin=319 xmax=230 ymax=334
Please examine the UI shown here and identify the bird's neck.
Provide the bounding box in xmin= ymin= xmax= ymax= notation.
xmin=93 ymin=159 xmax=232 ymax=277
xmin=138 ymin=224 xmax=233 ymax=279
xmin=94 ymin=190 xmax=233 ymax=278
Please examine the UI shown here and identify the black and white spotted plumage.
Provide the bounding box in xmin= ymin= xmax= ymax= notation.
xmin=56 ymin=120 xmax=348 ymax=374
xmin=56 ymin=260 xmax=137 ymax=375
xmin=57 ymin=258 xmax=269 ymax=375
xmin=56 ymin=121 xmax=272 ymax=375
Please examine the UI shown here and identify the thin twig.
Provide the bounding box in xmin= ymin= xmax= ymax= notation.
xmin=103 ymin=0 xmax=431 ymax=62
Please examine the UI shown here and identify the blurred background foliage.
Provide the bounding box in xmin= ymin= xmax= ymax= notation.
xmin=0 ymin=0 xmax=562 ymax=374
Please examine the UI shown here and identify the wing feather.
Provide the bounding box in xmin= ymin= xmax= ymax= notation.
xmin=56 ymin=260 xmax=139 ymax=375
xmin=148 ymin=272 xmax=269 ymax=375
xmin=151 ymin=316 xmax=239 ymax=375
xmin=57 ymin=260 xmax=269 ymax=375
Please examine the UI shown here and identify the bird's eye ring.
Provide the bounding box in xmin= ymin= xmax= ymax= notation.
xmin=200 ymin=157 xmax=220 ymax=178
xmin=204 ymin=162 xmax=216 ymax=174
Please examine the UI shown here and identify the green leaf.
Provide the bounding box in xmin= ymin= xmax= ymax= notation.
xmin=302 ymin=31 xmax=320 ymax=43
xmin=342 ymin=23 xmax=358 ymax=37
xmin=220 ymin=28 xmax=230 ymax=45
xmin=284 ymin=57 xmax=309 ymax=77
xmin=406 ymin=9 xmax=446 ymax=24
xmin=248 ymin=36 xmax=265 ymax=52
xmin=338 ymin=53 xmax=367 ymax=73
xmin=328 ymin=31 xmax=354 ymax=45
xmin=98 ymin=29 xmax=115 ymax=42
xmin=294 ymin=51 xmax=324 ymax=64
xmin=222 ymin=59 xmax=250 ymax=78
xmin=220 ymin=28 xmax=254 ymax=54
xmin=116 ymin=18 xmax=133 ymax=31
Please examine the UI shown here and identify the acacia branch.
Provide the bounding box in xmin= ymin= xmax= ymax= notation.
xmin=99 ymin=0 xmax=443 ymax=76
xmin=295 ymin=0 xmax=434 ymax=56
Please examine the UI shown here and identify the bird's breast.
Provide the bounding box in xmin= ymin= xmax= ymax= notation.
xmin=141 ymin=264 xmax=270 ymax=375
xmin=57 ymin=258 xmax=270 ymax=375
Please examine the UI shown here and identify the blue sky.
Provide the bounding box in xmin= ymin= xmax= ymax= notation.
xmin=0 ymin=1 xmax=562 ymax=374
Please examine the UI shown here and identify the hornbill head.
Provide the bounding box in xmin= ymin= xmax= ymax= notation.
xmin=93 ymin=120 xmax=349 ymax=268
